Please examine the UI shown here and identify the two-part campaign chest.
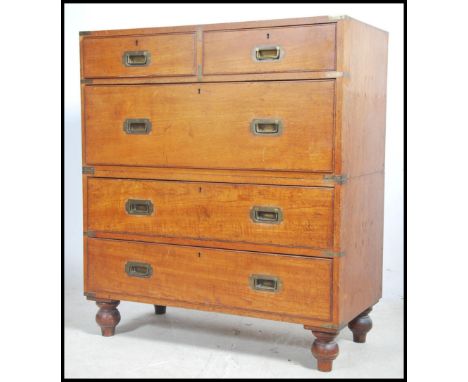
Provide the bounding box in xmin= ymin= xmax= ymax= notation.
xmin=79 ymin=16 xmax=388 ymax=372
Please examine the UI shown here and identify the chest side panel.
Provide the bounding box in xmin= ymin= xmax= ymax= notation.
xmin=336 ymin=18 xmax=388 ymax=325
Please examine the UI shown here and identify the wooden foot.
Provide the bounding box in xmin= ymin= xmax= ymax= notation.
xmin=95 ymin=300 xmax=121 ymax=337
xmin=154 ymin=305 xmax=166 ymax=315
xmin=307 ymin=329 xmax=339 ymax=372
xmin=348 ymin=307 xmax=373 ymax=343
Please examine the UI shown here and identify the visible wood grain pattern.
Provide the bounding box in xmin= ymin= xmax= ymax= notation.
xmin=348 ymin=307 xmax=372 ymax=343
xmin=84 ymin=230 xmax=335 ymax=258
xmin=338 ymin=173 xmax=384 ymax=324
xmin=337 ymin=18 xmax=388 ymax=177
xmin=87 ymin=238 xmax=333 ymax=321
xmin=87 ymin=178 xmax=334 ymax=249
xmin=306 ymin=328 xmax=340 ymax=372
xmin=82 ymin=33 xmax=197 ymax=78
xmin=203 ymin=24 xmax=335 ymax=75
xmin=79 ymin=16 xmax=389 ymax=372
xmin=86 ymin=70 xmax=344 ymax=85
xmin=335 ymin=17 xmax=388 ymax=326
xmin=80 ymin=16 xmax=336 ymax=37
xmin=95 ymin=299 xmax=121 ymax=336
xmin=88 ymin=290 xmax=333 ymax=328
xmin=87 ymin=165 xmax=335 ymax=188
xmin=154 ymin=305 xmax=166 ymax=315
xmin=84 ymin=81 xmax=334 ymax=172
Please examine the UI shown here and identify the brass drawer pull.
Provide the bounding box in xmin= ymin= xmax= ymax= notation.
xmin=252 ymin=45 xmax=283 ymax=61
xmin=125 ymin=261 xmax=153 ymax=278
xmin=125 ymin=199 xmax=154 ymax=216
xmin=123 ymin=119 xmax=152 ymax=135
xmin=122 ymin=51 xmax=151 ymax=66
xmin=250 ymin=206 xmax=283 ymax=224
xmin=249 ymin=274 xmax=282 ymax=293
xmin=251 ymin=119 xmax=283 ymax=136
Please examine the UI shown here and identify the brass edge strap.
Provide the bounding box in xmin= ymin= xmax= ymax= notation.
xmin=323 ymin=251 xmax=345 ymax=258
xmin=81 ymin=79 xmax=93 ymax=84
xmin=197 ymin=28 xmax=203 ymax=82
xmin=79 ymin=31 xmax=92 ymax=36
xmin=197 ymin=64 xmax=202 ymax=81
xmin=82 ymin=166 xmax=95 ymax=175
xmin=84 ymin=231 xmax=96 ymax=238
xmin=84 ymin=292 xmax=96 ymax=300
xmin=327 ymin=15 xmax=348 ymax=21
xmin=319 ymin=323 xmax=339 ymax=329
xmin=323 ymin=174 xmax=348 ymax=185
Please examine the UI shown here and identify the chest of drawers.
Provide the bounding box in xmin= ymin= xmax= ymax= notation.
xmin=80 ymin=15 xmax=388 ymax=373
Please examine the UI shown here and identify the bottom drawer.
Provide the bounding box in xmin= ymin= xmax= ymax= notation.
xmin=86 ymin=239 xmax=333 ymax=322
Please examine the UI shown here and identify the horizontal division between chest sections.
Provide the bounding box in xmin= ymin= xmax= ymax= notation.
xmin=80 ymin=15 xmax=387 ymax=373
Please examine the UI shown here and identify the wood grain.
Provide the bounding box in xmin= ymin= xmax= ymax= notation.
xmin=87 ymin=165 xmax=336 ymax=188
xmin=203 ymin=24 xmax=336 ymax=75
xmin=337 ymin=173 xmax=384 ymax=325
xmin=79 ymin=16 xmax=335 ymax=37
xmin=84 ymin=80 xmax=334 ymax=172
xmin=87 ymin=178 xmax=334 ymax=249
xmin=82 ymin=33 xmax=197 ymax=78
xmin=84 ymin=230 xmax=335 ymax=258
xmin=85 ymin=70 xmax=344 ymax=85
xmin=335 ymin=18 xmax=388 ymax=326
xmin=337 ymin=18 xmax=388 ymax=178
xmin=79 ymin=16 xmax=389 ymax=371
xmin=87 ymin=238 xmax=333 ymax=321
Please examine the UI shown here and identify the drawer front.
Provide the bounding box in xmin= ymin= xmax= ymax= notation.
xmin=84 ymin=80 xmax=334 ymax=172
xmin=203 ymin=24 xmax=335 ymax=75
xmin=87 ymin=178 xmax=334 ymax=249
xmin=82 ymin=33 xmax=196 ymax=78
xmin=87 ymin=239 xmax=333 ymax=321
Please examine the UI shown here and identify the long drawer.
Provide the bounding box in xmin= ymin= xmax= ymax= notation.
xmin=87 ymin=238 xmax=333 ymax=321
xmin=81 ymin=33 xmax=197 ymax=78
xmin=84 ymin=80 xmax=334 ymax=171
xmin=203 ymin=24 xmax=336 ymax=75
xmin=87 ymin=178 xmax=334 ymax=249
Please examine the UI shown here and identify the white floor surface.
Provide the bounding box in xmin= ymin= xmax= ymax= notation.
xmin=65 ymin=283 xmax=403 ymax=378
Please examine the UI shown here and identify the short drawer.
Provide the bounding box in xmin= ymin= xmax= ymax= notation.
xmin=203 ymin=24 xmax=335 ymax=75
xmin=84 ymin=80 xmax=334 ymax=172
xmin=87 ymin=178 xmax=334 ymax=250
xmin=87 ymin=239 xmax=333 ymax=321
xmin=81 ymin=33 xmax=196 ymax=78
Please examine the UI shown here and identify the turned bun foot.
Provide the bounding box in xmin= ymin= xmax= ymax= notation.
xmin=95 ymin=300 xmax=121 ymax=337
xmin=348 ymin=307 xmax=373 ymax=343
xmin=154 ymin=305 xmax=166 ymax=315
xmin=309 ymin=330 xmax=339 ymax=372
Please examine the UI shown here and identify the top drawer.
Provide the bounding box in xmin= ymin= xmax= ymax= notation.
xmin=203 ymin=24 xmax=335 ymax=75
xmin=81 ymin=33 xmax=197 ymax=78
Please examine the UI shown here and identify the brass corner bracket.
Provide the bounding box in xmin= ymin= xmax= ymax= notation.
xmin=323 ymin=174 xmax=348 ymax=185
xmin=323 ymin=251 xmax=345 ymax=258
xmin=82 ymin=166 xmax=95 ymax=175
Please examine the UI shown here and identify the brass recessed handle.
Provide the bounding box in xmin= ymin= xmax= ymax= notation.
xmin=251 ymin=119 xmax=283 ymax=136
xmin=249 ymin=274 xmax=282 ymax=293
xmin=122 ymin=51 xmax=151 ymax=66
xmin=250 ymin=206 xmax=283 ymax=224
xmin=252 ymin=45 xmax=283 ymax=61
xmin=125 ymin=261 xmax=153 ymax=278
xmin=123 ymin=119 xmax=152 ymax=135
xmin=125 ymin=199 xmax=154 ymax=216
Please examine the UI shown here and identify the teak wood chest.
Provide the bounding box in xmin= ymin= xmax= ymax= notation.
xmin=80 ymin=15 xmax=388 ymax=372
